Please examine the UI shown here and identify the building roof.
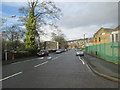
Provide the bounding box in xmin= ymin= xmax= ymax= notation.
xmin=115 ymin=25 xmax=120 ymax=30
xmin=94 ymin=27 xmax=114 ymax=36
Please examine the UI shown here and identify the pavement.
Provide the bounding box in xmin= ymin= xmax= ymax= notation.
xmin=1 ymin=50 xmax=119 ymax=88
xmin=83 ymin=53 xmax=120 ymax=82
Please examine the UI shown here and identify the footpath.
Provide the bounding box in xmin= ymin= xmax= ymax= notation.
xmin=83 ymin=53 xmax=120 ymax=82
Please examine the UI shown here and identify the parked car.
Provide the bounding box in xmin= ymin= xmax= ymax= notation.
xmin=37 ymin=50 xmax=49 ymax=56
xmin=56 ymin=50 xmax=62 ymax=54
xmin=76 ymin=49 xmax=84 ymax=56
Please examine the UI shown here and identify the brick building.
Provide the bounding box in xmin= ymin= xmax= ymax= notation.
xmin=94 ymin=27 xmax=114 ymax=45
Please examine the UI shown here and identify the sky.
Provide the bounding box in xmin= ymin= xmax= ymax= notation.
xmin=0 ymin=0 xmax=119 ymax=41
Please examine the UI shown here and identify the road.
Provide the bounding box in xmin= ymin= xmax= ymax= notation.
xmin=2 ymin=50 xmax=118 ymax=88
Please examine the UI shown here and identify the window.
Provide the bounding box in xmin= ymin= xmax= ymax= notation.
xmin=112 ymin=34 xmax=114 ymax=42
xmin=116 ymin=34 xmax=118 ymax=42
xmin=95 ymin=38 xmax=97 ymax=42
xmin=99 ymin=37 xmax=101 ymax=42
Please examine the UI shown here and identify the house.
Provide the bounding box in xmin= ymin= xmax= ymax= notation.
xmin=67 ymin=39 xmax=86 ymax=49
xmin=93 ymin=27 xmax=114 ymax=45
xmin=110 ymin=25 xmax=120 ymax=42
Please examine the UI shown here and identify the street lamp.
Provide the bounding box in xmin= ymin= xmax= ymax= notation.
xmin=4 ymin=15 xmax=16 ymax=61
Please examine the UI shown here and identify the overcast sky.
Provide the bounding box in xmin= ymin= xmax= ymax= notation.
xmin=1 ymin=0 xmax=118 ymax=41
xmin=55 ymin=2 xmax=118 ymax=40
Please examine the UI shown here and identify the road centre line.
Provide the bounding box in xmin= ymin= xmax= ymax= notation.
xmin=0 ymin=72 xmax=22 ymax=82
xmin=78 ymin=56 xmax=85 ymax=64
xmin=52 ymin=54 xmax=63 ymax=60
xmin=37 ymin=57 xmax=44 ymax=59
xmin=34 ymin=61 xmax=48 ymax=68
xmin=47 ymin=57 xmax=52 ymax=59
xmin=52 ymin=57 xmax=58 ymax=60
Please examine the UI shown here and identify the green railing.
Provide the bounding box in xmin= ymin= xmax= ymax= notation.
xmin=85 ymin=42 xmax=120 ymax=64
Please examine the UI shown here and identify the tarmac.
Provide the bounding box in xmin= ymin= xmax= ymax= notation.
xmin=83 ymin=53 xmax=120 ymax=82
xmin=2 ymin=51 xmax=120 ymax=82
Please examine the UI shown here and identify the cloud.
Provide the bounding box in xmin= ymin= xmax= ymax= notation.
xmin=1 ymin=0 xmax=28 ymax=2
xmin=60 ymin=23 xmax=117 ymax=40
xmin=2 ymin=0 xmax=119 ymax=2
xmin=57 ymin=2 xmax=118 ymax=29
xmin=1 ymin=1 xmax=118 ymax=41
xmin=52 ymin=2 xmax=118 ymax=40
xmin=1 ymin=17 xmax=22 ymax=27
xmin=1 ymin=2 xmax=26 ymax=7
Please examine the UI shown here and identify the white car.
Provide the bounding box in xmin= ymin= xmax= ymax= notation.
xmin=76 ymin=49 xmax=84 ymax=56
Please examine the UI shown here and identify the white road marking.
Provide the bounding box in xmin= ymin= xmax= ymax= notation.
xmin=0 ymin=72 xmax=22 ymax=82
xmin=81 ymin=57 xmax=92 ymax=71
xmin=52 ymin=52 xmax=67 ymax=61
xmin=52 ymin=57 xmax=58 ymax=60
xmin=52 ymin=55 xmax=62 ymax=60
xmin=47 ymin=57 xmax=52 ymax=59
xmin=78 ymin=56 xmax=85 ymax=64
xmin=37 ymin=57 xmax=44 ymax=59
xmin=34 ymin=61 xmax=48 ymax=68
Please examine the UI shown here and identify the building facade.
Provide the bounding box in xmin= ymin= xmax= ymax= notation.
xmin=67 ymin=39 xmax=86 ymax=49
xmin=94 ymin=28 xmax=114 ymax=45
xmin=110 ymin=25 xmax=120 ymax=42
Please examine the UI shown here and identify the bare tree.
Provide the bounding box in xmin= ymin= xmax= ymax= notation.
xmin=2 ymin=25 xmax=25 ymax=50
xmin=18 ymin=0 xmax=62 ymax=49
xmin=51 ymin=29 xmax=67 ymax=49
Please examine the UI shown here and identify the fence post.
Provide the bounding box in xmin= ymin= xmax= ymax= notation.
xmin=112 ymin=42 xmax=115 ymax=63
xmin=104 ymin=43 xmax=106 ymax=58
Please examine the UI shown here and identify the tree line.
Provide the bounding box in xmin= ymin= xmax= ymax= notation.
xmin=1 ymin=0 xmax=66 ymax=60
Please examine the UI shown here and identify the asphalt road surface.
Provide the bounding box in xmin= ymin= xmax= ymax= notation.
xmin=2 ymin=50 xmax=118 ymax=88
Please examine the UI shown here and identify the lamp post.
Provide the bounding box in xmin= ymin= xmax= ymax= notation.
xmin=4 ymin=15 xmax=16 ymax=61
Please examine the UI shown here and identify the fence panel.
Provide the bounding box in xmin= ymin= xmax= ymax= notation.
xmin=85 ymin=42 xmax=119 ymax=64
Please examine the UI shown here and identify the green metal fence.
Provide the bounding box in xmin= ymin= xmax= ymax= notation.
xmin=85 ymin=42 xmax=120 ymax=64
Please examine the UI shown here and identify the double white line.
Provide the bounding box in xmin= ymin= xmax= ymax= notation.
xmin=78 ymin=56 xmax=85 ymax=64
